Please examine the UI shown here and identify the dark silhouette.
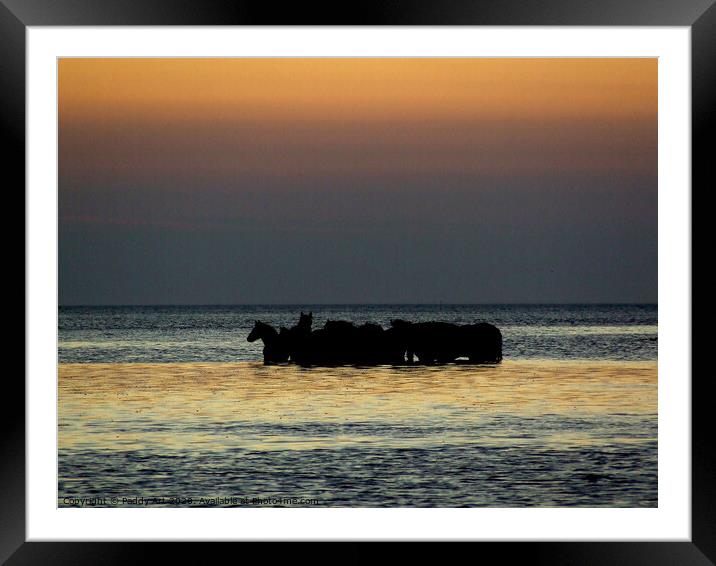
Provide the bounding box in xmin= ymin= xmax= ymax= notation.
xmin=297 ymin=311 xmax=313 ymax=332
xmin=289 ymin=319 xmax=406 ymax=366
xmin=247 ymin=320 xmax=290 ymax=364
xmin=247 ymin=313 xmax=502 ymax=366
xmin=290 ymin=320 xmax=348 ymax=366
xmin=286 ymin=311 xmax=313 ymax=362
xmin=390 ymin=319 xmax=502 ymax=364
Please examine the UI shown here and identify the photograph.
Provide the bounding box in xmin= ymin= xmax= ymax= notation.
xmin=57 ymin=57 xmax=658 ymax=509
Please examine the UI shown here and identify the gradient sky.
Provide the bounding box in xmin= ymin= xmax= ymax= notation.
xmin=59 ymin=58 xmax=657 ymax=305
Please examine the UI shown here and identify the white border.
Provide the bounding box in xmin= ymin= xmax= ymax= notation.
xmin=27 ymin=27 xmax=691 ymax=541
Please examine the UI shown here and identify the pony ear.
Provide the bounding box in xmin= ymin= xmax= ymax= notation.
xmin=300 ymin=311 xmax=304 ymax=316
xmin=309 ymin=311 xmax=313 ymax=316
xmin=255 ymin=319 xmax=260 ymax=324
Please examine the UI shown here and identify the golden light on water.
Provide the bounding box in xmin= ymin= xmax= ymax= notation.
xmin=59 ymin=361 xmax=656 ymax=453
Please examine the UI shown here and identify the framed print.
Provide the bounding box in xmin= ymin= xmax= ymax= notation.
xmin=9 ymin=0 xmax=709 ymax=563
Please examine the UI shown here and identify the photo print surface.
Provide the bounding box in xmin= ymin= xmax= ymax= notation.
xmin=59 ymin=58 xmax=657 ymax=508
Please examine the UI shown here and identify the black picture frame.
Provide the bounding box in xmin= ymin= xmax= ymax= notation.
xmin=7 ymin=0 xmax=708 ymax=562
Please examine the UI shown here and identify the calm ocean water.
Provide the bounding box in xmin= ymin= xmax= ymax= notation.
xmin=58 ymin=305 xmax=657 ymax=508
xmin=59 ymin=304 xmax=657 ymax=363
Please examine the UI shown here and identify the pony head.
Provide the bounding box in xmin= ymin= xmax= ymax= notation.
xmin=298 ymin=311 xmax=313 ymax=330
xmin=247 ymin=320 xmax=269 ymax=342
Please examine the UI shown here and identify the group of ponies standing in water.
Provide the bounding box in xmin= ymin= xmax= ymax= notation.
xmin=247 ymin=312 xmax=502 ymax=366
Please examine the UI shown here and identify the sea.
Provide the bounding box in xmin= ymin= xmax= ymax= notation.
xmin=58 ymin=304 xmax=657 ymax=507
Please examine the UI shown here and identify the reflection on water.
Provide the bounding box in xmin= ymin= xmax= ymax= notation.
xmin=59 ymin=361 xmax=657 ymax=507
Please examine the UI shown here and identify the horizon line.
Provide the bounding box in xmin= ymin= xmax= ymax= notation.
xmin=59 ymin=302 xmax=658 ymax=307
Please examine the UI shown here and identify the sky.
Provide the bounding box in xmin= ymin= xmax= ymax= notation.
xmin=58 ymin=58 xmax=657 ymax=305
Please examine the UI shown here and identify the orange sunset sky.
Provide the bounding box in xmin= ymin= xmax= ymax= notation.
xmin=59 ymin=58 xmax=657 ymax=305
xmin=59 ymin=58 xmax=656 ymax=179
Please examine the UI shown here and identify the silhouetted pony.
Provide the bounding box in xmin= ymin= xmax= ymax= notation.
xmin=390 ymin=320 xmax=502 ymax=364
xmin=292 ymin=319 xmax=405 ymax=366
xmin=353 ymin=322 xmax=405 ymax=365
xmin=247 ymin=320 xmax=290 ymax=364
xmin=297 ymin=311 xmax=313 ymax=331
xmin=285 ymin=311 xmax=313 ymax=363
xmin=250 ymin=313 xmax=502 ymax=366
